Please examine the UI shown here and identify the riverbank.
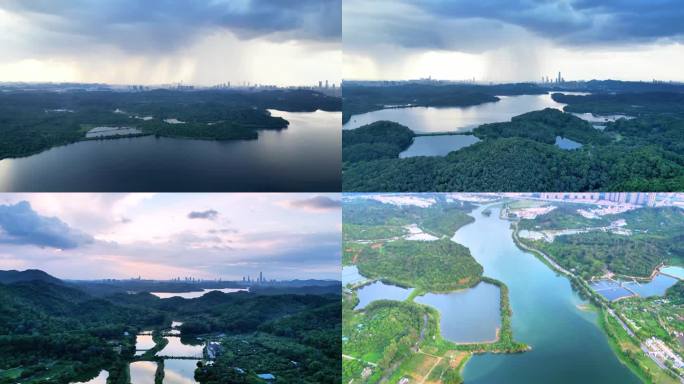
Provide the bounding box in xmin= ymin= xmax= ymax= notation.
xmin=511 ymin=222 xmax=683 ymax=384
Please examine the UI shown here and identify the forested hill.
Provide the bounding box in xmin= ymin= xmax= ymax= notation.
xmin=517 ymin=206 xmax=684 ymax=279
xmin=343 ymin=108 xmax=684 ymax=191
xmin=0 ymin=88 xmax=341 ymax=159
xmin=0 ymin=269 xmax=63 ymax=285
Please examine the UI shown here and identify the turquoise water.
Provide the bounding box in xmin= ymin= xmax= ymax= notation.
xmin=454 ymin=205 xmax=640 ymax=384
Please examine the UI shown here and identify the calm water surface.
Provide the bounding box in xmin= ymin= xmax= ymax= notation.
xmin=399 ymin=135 xmax=480 ymax=158
xmin=150 ymin=288 xmax=247 ymax=299
xmin=0 ymin=110 xmax=340 ymax=192
xmin=454 ymin=205 xmax=639 ymax=384
xmin=555 ymin=136 xmax=583 ymax=150
xmin=129 ymin=361 xmax=157 ymax=384
xmin=342 ymin=265 xmax=366 ymax=286
xmin=343 ymin=94 xmax=567 ymax=133
xmin=163 ymin=359 xmax=200 ymax=383
xmin=72 ymin=370 xmax=107 ymax=384
xmin=157 ymin=337 xmax=204 ymax=358
xmin=624 ymin=274 xmax=678 ymax=297
xmin=661 ymin=266 xmax=684 ymax=279
xmin=414 ymin=282 xmax=500 ymax=343
xmin=354 ymin=281 xmax=413 ymax=310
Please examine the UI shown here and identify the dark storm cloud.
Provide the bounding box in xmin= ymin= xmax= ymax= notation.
xmin=287 ymin=196 xmax=342 ymax=211
xmin=0 ymin=201 xmax=93 ymax=249
xmin=1 ymin=0 xmax=340 ymax=53
xmin=187 ymin=209 xmax=219 ymax=220
xmin=347 ymin=0 xmax=684 ymax=53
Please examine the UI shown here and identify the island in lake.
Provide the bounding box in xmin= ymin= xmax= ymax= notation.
xmin=0 ymin=270 xmax=341 ymax=384
xmin=342 ymin=80 xmax=684 ymax=192
xmin=342 ymin=192 xmax=684 ymax=384
xmin=0 ymin=85 xmax=341 ymax=192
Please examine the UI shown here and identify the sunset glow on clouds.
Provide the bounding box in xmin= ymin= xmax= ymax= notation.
xmin=0 ymin=193 xmax=340 ymax=280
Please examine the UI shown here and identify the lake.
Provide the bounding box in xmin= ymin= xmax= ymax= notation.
xmin=0 ymin=110 xmax=341 ymax=192
xmin=555 ymin=136 xmax=583 ymax=150
xmin=343 ymin=94 xmax=568 ymax=133
xmin=414 ymin=282 xmax=501 ymax=343
xmin=342 ymin=265 xmax=366 ymax=286
xmin=135 ymin=333 xmax=156 ymax=354
xmin=129 ymin=361 xmax=158 ymax=384
xmin=150 ymin=288 xmax=248 ymax=299
xmin=354 ymin=281 xmax=413 ymax=310
xmin=164 ymin=359 xmax=200 ymax=383
xmin=399 ymin=135 xmax=480 ymax=158
xmin=452 ymin=205 xmax=640 ymax=384
xmin=661 ymin=266 xmax=684 ymax=280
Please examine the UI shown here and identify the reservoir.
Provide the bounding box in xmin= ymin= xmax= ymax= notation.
xmin=129 ymin=361 xmax=157 ymax=384
xmin=452 ymin=205 xmax=640 ymax=384
xmin=555 ymin=136 xmax=583 ymax=150
xmin=135 ymin=333 xmax=156 ymax=354
xmin=343 ymin=265 xmax=366 ymax=286
xmin=157 ymin=336 xmax=204 ymax=358
xmin=414 ymin=282 xmax=501 ymax=343
xmin=399 ymin=135 xmax=480 ymax=158
xmin=343 ymin=94 xmax=567 ymax=133
xmin=150 ymin=288 xmax=248 ymax=299
xmin=661 ymin=266 xmax=684 ymax=280
xmin=354 ymin=281 xmax=413 ymax=310
xmin=163 ymin=359 xmax=200 ymax=383
xmin=0 ymin=110 xmax=341 ymax=192
xmin=623 ymin=274 xmax=678 ymax=297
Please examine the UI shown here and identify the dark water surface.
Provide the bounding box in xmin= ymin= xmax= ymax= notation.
xmin=0 ymin=110 xmax=340 ymax=191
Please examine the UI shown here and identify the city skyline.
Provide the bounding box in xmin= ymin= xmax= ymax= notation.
xmin=343 ymin=0 xmax=684 ymax=82
xmin=0 ymin=193 xmax=341 ymax=280
xmin=0 ymin=0 xmax=341 ymax=86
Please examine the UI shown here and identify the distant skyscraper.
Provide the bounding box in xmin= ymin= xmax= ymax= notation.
xmin=557 ymin=71 xmax=562 ymax=84
xmin=318 ymin=80 xmax=322 ymax=88
xmin=325 ymin=80 xmax=329 ymax=89
xmin=259 ymin=271 xmax=263 ymax=283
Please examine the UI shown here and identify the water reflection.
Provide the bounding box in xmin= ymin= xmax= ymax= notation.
xmin=0 ymin=110 xmax=341 ymax=192
xmin=343 ymin=94 xmax=567 ymax=133
xmin=130 ymin=361 xmax=157 ymax=384
xmin=157 ymin=337 xmax=204 ymax=358
xmin=150 ymin=288 xmax=248 ymax=299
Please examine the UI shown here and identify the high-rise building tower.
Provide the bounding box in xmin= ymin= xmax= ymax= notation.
xmin=259 ymin=271 xmax=263 ymax=283
xmin=557 ymin=72 xmax=562 ymax=84
xmin=325 ymin=80 xmax=329 ymax=89
xmin=318 ymin=80 xmax=322 ymax=88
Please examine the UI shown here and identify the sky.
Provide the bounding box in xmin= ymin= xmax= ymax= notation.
xmin=0 ymin=0 xmax=341 ymax=86
xmin=0 ymin=193 xmax=341 ymax=281
xmin=343 ymin=0 xmax=684 ymax=82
